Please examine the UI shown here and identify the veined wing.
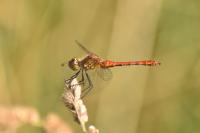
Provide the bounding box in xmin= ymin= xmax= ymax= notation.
xmin=95 ymin=67 xmax=113 ymax=81
xmin=75 ymin=40 xmax=91 ymax=54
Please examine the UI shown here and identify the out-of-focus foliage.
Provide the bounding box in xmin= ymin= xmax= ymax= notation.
xmin=0 ymin=0 xmax=200 ymax=133
xmin=0 ymin=106 xmax=73 ymax=133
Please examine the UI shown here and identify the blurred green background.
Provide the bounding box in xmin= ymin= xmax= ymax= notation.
xmin=0 ymin=0 xmax=200 ymax=133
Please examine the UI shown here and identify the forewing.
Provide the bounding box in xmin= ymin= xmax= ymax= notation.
xmin=75 ymin=40 xmax=91 ymax=54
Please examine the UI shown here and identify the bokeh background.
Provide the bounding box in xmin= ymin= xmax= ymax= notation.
xmin=0 ymin=0 xmax=200 ymax=133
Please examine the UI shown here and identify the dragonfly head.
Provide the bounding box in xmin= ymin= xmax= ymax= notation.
xmin=68 ymin=58 xmax=80 ymax=71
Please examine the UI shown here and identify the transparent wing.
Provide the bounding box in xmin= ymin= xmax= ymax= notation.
xmin=75 ymin=40 xmax=91 ymax=54
xmin=95 ymin=67 xmax=113 ymax=81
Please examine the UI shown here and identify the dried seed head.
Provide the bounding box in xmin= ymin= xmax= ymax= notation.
xmin=62 ymin=89 xmax=75 ymax=111
xmin=62 ymin=78 xmax=88 ymax=132
xmin=88 ymin=125 xmax=99 ymax=133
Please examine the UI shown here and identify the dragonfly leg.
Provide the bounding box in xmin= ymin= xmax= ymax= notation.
xmin=65 ymin=70 xmax=81 ymax=85
xmin=77 ymin=69 xmax=85 ymax=85
xmin=65 ymin=69 xmax=86 ymax=90
xmin=81 ymin=71 xmax=93 ymax=98
xmin=65 ymin=69 xmax=92 ymax=98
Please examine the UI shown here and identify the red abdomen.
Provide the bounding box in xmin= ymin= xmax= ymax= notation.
xmin=100 ymin=60 xmax=160 ymax=68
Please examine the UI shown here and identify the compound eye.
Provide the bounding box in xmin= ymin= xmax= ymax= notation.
xmin=68 ymin=58 xmax=79 ymax=71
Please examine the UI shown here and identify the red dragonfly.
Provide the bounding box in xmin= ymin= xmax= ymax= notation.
xmin=64 ymin=40 xmax=160 ymax=97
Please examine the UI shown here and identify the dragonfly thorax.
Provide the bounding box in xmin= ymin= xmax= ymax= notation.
xmin=68 ymin=58 xmax=80 ymax=71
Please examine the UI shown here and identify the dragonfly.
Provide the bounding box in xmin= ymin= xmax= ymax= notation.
xmin=64 ymin=40 xmax=160 ymax=97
